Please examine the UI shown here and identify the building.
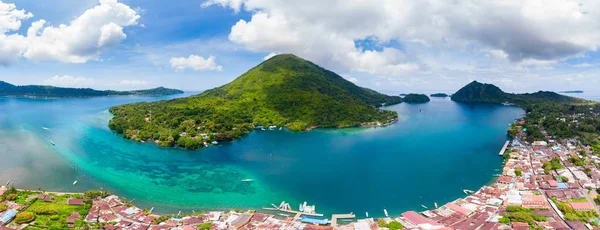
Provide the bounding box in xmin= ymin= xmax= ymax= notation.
xmin=0 ymin=210 xmax=18 ymax=225
xmin=67 ymin=198 xmax=85 ymax=206
xmin=522 ymin=193 xmax=546 ymax=209
xmin=66 ymin=212 xmax=81 ymax=228
xmin=401 ymin=211 xmax=444 ymax=229
xmin=498 ymin=176 xmax=512 ymax=184
xmin=569 ymin=202 xmax=594 ymax=211
xmin=229 ymin=214 xmax=252 ymax=229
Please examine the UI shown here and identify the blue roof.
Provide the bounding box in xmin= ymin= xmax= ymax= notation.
xmin=557 ymin=182 xmax=568 ymax=189
xmin=0 ymin=209 xmax=18 ymax=223
xmin=301 ymin=216 xmax=329 ymax=225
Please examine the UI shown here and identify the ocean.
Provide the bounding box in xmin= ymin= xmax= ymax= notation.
xmin=0 ymin=94 xmax=523 ymax=217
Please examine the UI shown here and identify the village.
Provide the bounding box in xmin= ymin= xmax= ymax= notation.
xmin=2 ymin=111 xmax=600 ymax=229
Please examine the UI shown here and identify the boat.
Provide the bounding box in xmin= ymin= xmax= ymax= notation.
xmin=421 ymin=205 xmax=428 ymax=209
xmin=279 ymin=127 xmax=282 ymax=130
xmin=365 ymin=212 xmax=369 ymax=217
xmin=50 ymin=140 xmax=55 ymax=146
xmin=434 ymin=202 xmax=438 ymax=209
xmin=463 ymin=189 xmax=474 ymax=194
xmin=277 ymin=213 xmax=290 ymax=217
xmin=384 ymin=209 xmax=389 ymax=217
xmin=241 ymin=179 xmax=253 ymax=182
xmin=73 ymin=180 xmax=78 ymax=185
xmin=211 ymin=141 xmax=218 ymax=145
xmin=42 ymin=127 xmax=50 ymax=130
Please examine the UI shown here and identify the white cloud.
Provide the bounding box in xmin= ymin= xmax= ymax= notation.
xmin=43 ymin=75 xmax=94 ymax=87
xmin=119 ymin=79 xmax=148 ymax=86
xmin=209 ymin=0 xmax=600 ymax=76
xmin=170 ymin=55 xmax=223 ymax=71
xmin=263 ymin=52 xmax=278 ymax=60
xmin=0 ymin=0 xmax=140 ymax=65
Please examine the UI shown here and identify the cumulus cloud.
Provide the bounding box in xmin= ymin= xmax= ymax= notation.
xmin=170 ymin=55 xmax=223 ymax=71
xmin=208 ymin=0 xmax=600 ymax=74
xmin=43 ymin=75 xmax=94 ymax=87
xmin=0 ymin=0 xmax=140 ymax=66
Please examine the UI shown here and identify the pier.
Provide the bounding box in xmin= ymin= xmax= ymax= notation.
xmin=498 ymin=140 xmax=510 ymax=156
xmin=331 ymin=213 xmax=355 ymax=227
xmin=262 ymin=201 xmax=324 ymax=217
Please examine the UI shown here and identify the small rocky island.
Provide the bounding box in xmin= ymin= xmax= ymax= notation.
xmin=401 ymin=94 xmax=430 ymax=103
xmin=430 ymin=93 xmax=449 ymax=98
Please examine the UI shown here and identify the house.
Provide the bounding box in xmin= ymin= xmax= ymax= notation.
xmin=498 ymin=176 xmax=512 ymax=184
xmin=401 ymin=211 xmax=444 ymax=229
xmin=522 ymin=193 xmax=546 ymax=208
xmin=569 ymin=202 xmax=594 ymax=211
xmin=37 ymin=194 xmax=54 ymax=202
xmin=0 ymin=210 xmax=18 ymax=225
xmin=67 ymin=212 xmax=81 ymax=228
xmin=445 ymin=203 xmax=471 ymax=216
xmin=512 ymin=222 xmax=529 ymax=230
xmin=67 ymin=198 xmax=85 ymax=206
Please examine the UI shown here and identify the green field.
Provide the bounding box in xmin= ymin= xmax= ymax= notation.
xmin=23 ymin=195 xmax=91 ymax=230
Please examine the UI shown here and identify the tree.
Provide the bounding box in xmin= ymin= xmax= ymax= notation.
xmin=0 ymin=204 xmax=7 ymax=212
xmin=5 ymin=194 xmax=18 ymax=201
xmin=515 ymin=169 xmax=522 ymax=176
xmin=197 ymin=222 xmax=212 ymax=230
xmin=15 ymin=211 xmax=36 ymax=224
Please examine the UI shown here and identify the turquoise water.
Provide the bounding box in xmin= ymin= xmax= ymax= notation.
xmin=0 ymin=95 xmax=523 ymax=217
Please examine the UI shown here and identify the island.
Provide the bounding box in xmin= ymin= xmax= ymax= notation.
xmin=559 ymin=90 xmax=584 ymax=94
xmin=450 ymin=81 xmax=584 ymax=107
xmin=430 ymin=93 xmax=449 ymax=98
xmin=401 ymin=93 xmax=430 ymax=103
xmin=108 ymin=54 xmax=402 ymax=149
xmin=0 ymin=81 xmax=183 ymax=98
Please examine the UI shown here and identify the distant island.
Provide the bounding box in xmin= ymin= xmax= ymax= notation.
xmin=559 ymin=90 xmax=584 ymax=94
xmin=0 ymin=81 xmax=183 ymax=98
xmin=108 ymin=54 xmax=402 ymax=149
xmin=399 ymin=93 xmax=408 ymax=96
xmin=450 ymin=81 xmax=584 ymax=107
xmin=402 ymin=94 xmax=430 ymax=103
xmin=430 ymin=93 xmax=449 ymax=98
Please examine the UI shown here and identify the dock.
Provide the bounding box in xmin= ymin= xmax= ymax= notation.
xmin=331 ymin=213 xmax=356 ymax=227
xmin=498 ymin=140 xmax=510 ymax=156
xmin=261 ymin=207 xmax=324 ymax=217
xmin=262 ymin=201 xmax=324 ymax=217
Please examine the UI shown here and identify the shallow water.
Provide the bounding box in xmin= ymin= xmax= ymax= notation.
xmin=0 ymin=95 xmax=523 ymax=217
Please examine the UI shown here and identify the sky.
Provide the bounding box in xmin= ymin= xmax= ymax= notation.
xmin=1 ymin=0 xmax=600 ymax=93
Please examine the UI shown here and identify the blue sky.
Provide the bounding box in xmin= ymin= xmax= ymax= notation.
xmin=1 ymin=0 xmax=600 ymax=93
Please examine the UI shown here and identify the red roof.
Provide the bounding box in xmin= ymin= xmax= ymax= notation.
xmin=569 ymin=202 xmax=593 ymax=210
xmin=498 ymin=176 xmax=512 ymax=183
xmin=67 ymin=198 xmax=85 ymax=206
xmin=445 ymin=203 xmax=471 ymax=216
xmin=548 ymin=180 xmax=558 ymax=187
xmin=402 ymin=211 xmax=440 ymax=226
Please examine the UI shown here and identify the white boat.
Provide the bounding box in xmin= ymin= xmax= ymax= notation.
xmin=384 ymin=209 xmax=389 ymax=217
xmin=421 ymin=205 xmax=428 ymax=209
xmin=365 ymin=212 xmax=369 ymax=217
xmin=278 ymin=213 xmax=290 ymax=217
xmin=73 ymin=180 xmax=78 ymax=185
xmin=42 ymin=127 xmax=50 ymax=130
xmin=279 ymin=127 xmax=282 ymax=130
xmin=50 ymin=140 xmax=55 ymax=146
xmin=241 ymin=179 xmax=253 ymax=182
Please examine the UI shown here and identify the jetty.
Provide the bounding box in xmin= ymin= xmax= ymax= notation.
xmin=331 ymin=213 xmax=355 ymax=227
xmin=498 ymin=140 xmax=510 ymax=156
xmin=262 ymin=201 xmax=324 ymax=217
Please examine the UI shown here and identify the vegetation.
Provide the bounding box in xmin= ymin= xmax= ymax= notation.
xmin=197 ymin=222 xmax=212 ymax=230
xmin=377 ymin=219 xmax=404 ymax=230
xmin=15 ymin=211 xmax=36 ymax=224
xmin=0 ymin=204 xmax=7 ymax=212
xmin=109 ymin=54 xmax=402 ymax=149
xmin=0 ymin=81 xmax=183 ymax=98
xmin=543 ymin=157 xmax=564 ymax=174
xmin=515 ymin=169 xmax=522 ymax=176
xmin=430 ymin=93 xmax=449 ymax=98
xmin=402 ymin=94 xmax=430 ymax=103
xmin=554 ymin=198 xmax=599 ymax=222
xmin=83 ymin=190 xmax=108 ymax=199
xmin=24 ymin=195 xmax=91 ymax=229
xmin=500 ymin=207 xmax=547 ymax=226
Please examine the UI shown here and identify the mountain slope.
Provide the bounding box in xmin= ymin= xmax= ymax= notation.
xmin=0 ymin=81 xmax=183 ymax=97
xmin=451 ymin=81 xmax=584 ymax=106
xmin=108 ymin=54 xmax=402 ymax=149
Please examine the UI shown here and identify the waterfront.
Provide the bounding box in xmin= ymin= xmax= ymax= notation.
xmin=0 ymin=95 xmax=523 ymax=217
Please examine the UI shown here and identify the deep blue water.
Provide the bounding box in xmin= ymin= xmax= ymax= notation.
xmin=0 ymin=95 xmax=523 ymax=217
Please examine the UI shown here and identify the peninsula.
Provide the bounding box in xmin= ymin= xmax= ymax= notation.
xmin=108 ymin=54 xmax=402 ymax=149
xmin=0 ymin=81 xmax=183 ymax=98
xmin=451 ymin=81 xmax=584 ymax=106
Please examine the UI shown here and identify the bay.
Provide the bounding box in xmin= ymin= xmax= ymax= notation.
xmin=0 ymin=95 xmax=523 ymax=217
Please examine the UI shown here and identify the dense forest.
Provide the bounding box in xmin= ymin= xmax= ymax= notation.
xmin=402 ymin=94 xmax=430 ymax=103
xmin=108 ymin=54 xmax=402 ymax=149
xmin=0 ymin=81 xmax=183 ymax=98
